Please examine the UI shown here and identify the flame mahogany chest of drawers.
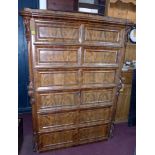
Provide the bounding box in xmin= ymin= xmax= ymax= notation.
xmin=21 ymin=8 xmax=132 ymax=152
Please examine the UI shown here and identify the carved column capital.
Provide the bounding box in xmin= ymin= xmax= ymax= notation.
xmin=23 ymin=17 xmax=31 ymax=42
xmin=125 ymin=25 xmax=131 ymax=43
xmin=28 ymin=81 xmax=35 ymax=105
xmin=33 ymin=133 xmax=38 ymax=152
xmin=109 ymin=123 xmax=115 ymax=138
xmin=116 ymin=76 xmax=123 ymax=96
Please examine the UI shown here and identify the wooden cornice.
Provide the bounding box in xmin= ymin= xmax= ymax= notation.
xmin=22 ymin=16 xmax=31 ymax=41
xmin=110 ymin=0 xmax=136 ymax=5
xmin=20 ymin=8 xmax=133 ymax=26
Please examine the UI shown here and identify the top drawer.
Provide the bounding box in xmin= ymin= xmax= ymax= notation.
xmin=34 ymin=20 xmax=123 ymax=46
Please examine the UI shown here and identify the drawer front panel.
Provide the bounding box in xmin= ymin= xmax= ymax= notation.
xmin=85 ymin=26 xmax=121 ymax=44
xmin=79 ymin=108 xmax=112 ymax=124
xmin=36 ymin=70 xmax=79 ymax=88
xmin=38 ymin=111 xmax=78 ymax=131
xmin=79 ymin=124 xmax=109 ymax=142
xmin=38 ymin=91 xmax=80 ymax=109
xmin=35 ymin=46 xmax=79 ymax=66
xmin=36 ymin=21 xmax=80 ymax=42
xmin=81 ymin=89 xmax=113 ymax=106
xmin=82 ymin=70 xmax=116 ymax=85
xmin=83 ymin=48 xmax=118 ymax=65
xmin=38 ymin=129 xmax=77 ymax=149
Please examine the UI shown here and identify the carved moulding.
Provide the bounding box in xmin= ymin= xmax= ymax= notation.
xmin=23 ymin=16 xmax=31 ymax=42
xmin=109 ymin=76 xmax=123 ymax=138
xmin=33 ymin=133 xmax=38 ymax=152
xmin=28 ymin=81 xmax=35 ymax=105
xmin=110 ymin=0 xmax=136 ymax=5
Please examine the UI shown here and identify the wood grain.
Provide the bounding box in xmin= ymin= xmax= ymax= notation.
xmin=85 ymin=27 xmax=120 ymax=43
xmin=38 ymin=129 xmax=77 ymax=150
xmin=115 ymin=84 xmax=132 ymax=123
xmin=38 ymin=111 xmax=78 ymax=131
xmin=36 ymin=46 xmax=79 ymax=65
xmin=38 ymin=91 xmax=80 ymax=109
xmin=21 ymin=9 xmax=131 ymax=152
xmin=79 ymin=124 xmax=109 ymax=142
xmin=79 ymin=108 xmax=112 ymax=124
xmin=37 ymin=70 xmax=79 ymax=87
xmin=106 ymin=0 xmax=136 ymax=22
xmin=81 ymin=89 xmax=113 ymax=105
xmin=83 ymin=48 xmax=119 ymax=64
xmin=82 ymin=69 xmax=116 ymax=85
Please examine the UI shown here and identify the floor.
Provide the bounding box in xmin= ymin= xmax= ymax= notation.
xmin=19 ymin=113 xmax=136 ymax=155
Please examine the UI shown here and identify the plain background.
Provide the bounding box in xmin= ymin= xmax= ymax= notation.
xmin=0 ymin=0 xmax=155 ymax=154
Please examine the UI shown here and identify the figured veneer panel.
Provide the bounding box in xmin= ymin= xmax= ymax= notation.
xmin=38 ymin=91 xmax=80 ymax=109
xmin=79 ymin=108 xmax=112 ymax=124
xmin=36 ymin=47 xmax=79 ymax=66
xmin=79 ymin=124 xmax=109 ymax=142
xmin=38 ymin=111 xmax=78 ymax=131
xmin=85 ymin=26 xmax=120 ymax=44
xmin=83 ymin=48 xmax=118 ymax=64
xmin=35 ymin=21 xmax=80 ymax=42
xmin=38 ymin=129 xmax=77 ymax=150
xmin=81 ymin=89 xmax=113 ymax=106
xmin=36 ymin=70 xmax=79 ymax=88
xmin=82 ymin=70 xmax=116 ymax=85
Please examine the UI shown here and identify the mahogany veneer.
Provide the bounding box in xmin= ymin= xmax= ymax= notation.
xmin=21 ymin=8 xmax=132 ymax=152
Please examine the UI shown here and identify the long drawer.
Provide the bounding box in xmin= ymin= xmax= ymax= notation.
xmin=36 ymin=88 xmax=114 ymax=110
xmin=38 ymin=124 xmax=109 ymax=151
xmin=34 ymin=20 xmax=123 ymax=46
xmin=34 ymin=69 xmax=116 ymax=91
xmin=34 ymin=46 xmax=120 ymax=68
xmin=37 ymin=107 xmax=112 ymax=132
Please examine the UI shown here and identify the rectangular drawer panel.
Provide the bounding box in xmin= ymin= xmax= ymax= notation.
xmin=79 ymin=108 xmax=112 ymax=124
xmin=81 ymin=89 xmax=113 ymax=106
xmin=37 ymin=91 xmax=80 ymax=109
xmin=82 ymin=70 xmax=116 ymax=85
xmin=35 ymin=46 xmax=79 ymax=66
xmin=36 ymin=70 xmax=79 ymax=88
xmin=36 ymin=21 xmax=80 ymax=43
xmin=38 ymin=129 xmax=77 ymax=150
xmin=83 ymin=48 xmax=119 ymax=65
xmin=85 ymin=26 xmax=121 ymax=44
xmin=38 ymin=111 xmax=78 ymax=131
xmin=79 ymin=124 xmax=109 ymax=142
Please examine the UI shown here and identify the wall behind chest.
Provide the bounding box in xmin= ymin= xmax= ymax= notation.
xmin=106 ymin=0 xmax=136 ymax=23
xmin=18 ymin=0 xmax=39 ymax=113
xmin=105 ymin=0 xmax=136 ymax=123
